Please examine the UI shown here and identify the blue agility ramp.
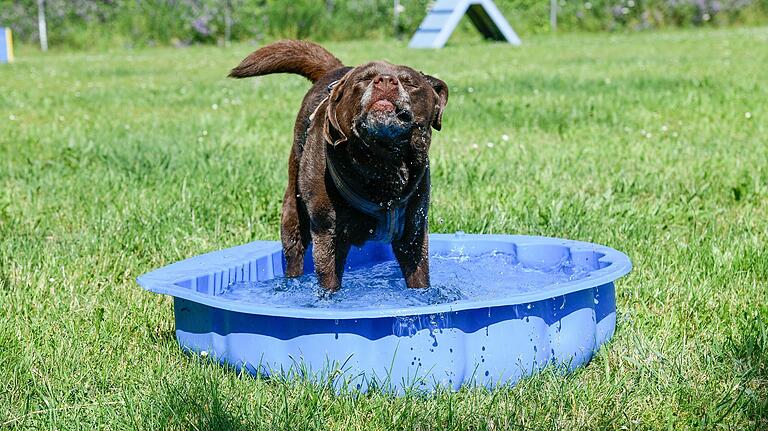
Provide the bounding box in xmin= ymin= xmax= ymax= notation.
xmin=0 ymin=28 xmax=13 ymax=63
xmin=409 ymin=0 xmax=521 ymax=49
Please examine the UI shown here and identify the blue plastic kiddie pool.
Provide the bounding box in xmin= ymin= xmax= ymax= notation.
xmin=137 ymin=233 xmax=631 ymax=392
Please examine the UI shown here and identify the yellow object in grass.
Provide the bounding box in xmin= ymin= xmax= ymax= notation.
xmin=5 ymin=28 xmax=13 ymax=63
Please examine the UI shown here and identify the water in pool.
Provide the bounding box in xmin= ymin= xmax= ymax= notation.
xmin=219 ymin=249 xmax=591 ymax=309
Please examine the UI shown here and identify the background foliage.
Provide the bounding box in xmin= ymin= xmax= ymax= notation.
xmin=1 ymin=0 xmax=767 ymax=49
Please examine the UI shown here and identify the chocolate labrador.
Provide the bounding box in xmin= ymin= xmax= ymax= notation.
xmin=229 ymin=40 xmax=448 ymax=292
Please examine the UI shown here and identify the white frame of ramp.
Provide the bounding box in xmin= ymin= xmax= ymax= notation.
xmin=409 ymin=0 xmax=521 ymax=49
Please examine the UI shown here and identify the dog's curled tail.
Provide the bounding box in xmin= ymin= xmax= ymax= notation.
xmin=228 ymin=40 xmax=344 ymax=83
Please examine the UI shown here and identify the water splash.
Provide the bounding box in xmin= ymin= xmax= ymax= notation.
xmin=219 ymin=250 xmax=590 ymax=310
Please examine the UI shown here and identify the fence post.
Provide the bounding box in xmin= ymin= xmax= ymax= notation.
xmin=224 ymin=0 xmax=232 ymax=45
xmin=550 ymin=0 xmax=557 ymax=31
xmin=37 ymin=0 xmax=48 ymax=51
xmin=394 ymin=0 xmax=401 ymax=39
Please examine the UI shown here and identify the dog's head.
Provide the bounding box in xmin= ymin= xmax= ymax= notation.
xmin=323 ymin=61 xmax=448 ymax=155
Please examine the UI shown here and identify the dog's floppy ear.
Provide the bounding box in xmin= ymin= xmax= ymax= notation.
xmin=423 ymin=74 xmax=449 ymax=131
xmin=323 ymin=78 xmax=349 ymax=146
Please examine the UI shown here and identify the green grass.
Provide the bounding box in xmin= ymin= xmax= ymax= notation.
xmin=1 ymin=27 xmax=767 ymax=430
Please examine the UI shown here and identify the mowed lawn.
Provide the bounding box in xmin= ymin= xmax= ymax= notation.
xmin=1 ymin=27 xmax=767 ymax=430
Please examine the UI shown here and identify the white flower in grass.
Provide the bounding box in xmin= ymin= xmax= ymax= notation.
xmin=486 ymin=142 xmax=494 ymax=148
xmin=212 ymin=103 xmax=219 ymax=110
xmin=472 ymin=143 xmax=479 ymax=149
xmin=745 ymin=112 xmax=752 ymax=119
xmin=396 ymin=4 xmax=405 ymax=13
xmin=200 ymin=350 xmax=209 ymax=358
xmin=661 ymin=125 xmax=668 ymax=132
xmin=585 ymin=2 xmax=592 ymax=9
xmin=502 ymin=134 xmax=510 ymax=141
xmin=703 ymin=13 xmax=711 ymax=21
xmin=467 ymin=87 xmax=474 ymax=93
xmin=621 ymin=7 xmax=630 ymax=14
xmin=627 ymin=0 xmax=635 ymax=6
xmin=8 ymin=114 xmax=16 ymax=121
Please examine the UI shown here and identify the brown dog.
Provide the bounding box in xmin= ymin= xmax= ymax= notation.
xmin=229 ymin=40 xmax=448 ymax=292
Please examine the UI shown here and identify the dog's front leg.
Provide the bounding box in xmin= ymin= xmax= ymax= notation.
xmin=281 ymin=148 xmax=309 ymax=277
xmin=393 ymin=174 xmax=430 ymax=289
xmin=393 ymin=228 xmax=430 ymax=289
xmin=311 ymin=229 xmax=351 ymax=292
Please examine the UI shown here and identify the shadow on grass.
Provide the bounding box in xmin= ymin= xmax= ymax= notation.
xmin=151 ymin=372 xmax=253 ymax=431
xmin=718 ymin=306 xmax=768 ymax=429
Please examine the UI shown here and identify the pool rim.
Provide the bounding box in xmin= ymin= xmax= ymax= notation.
xmin=136 ymin=233 xmax=632 ymax=320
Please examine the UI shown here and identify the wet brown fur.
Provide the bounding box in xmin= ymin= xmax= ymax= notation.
xmin=228 ymin=40 xmax=344 ymax=83
xmin=230 ymin=40 xmax=448 ymax=291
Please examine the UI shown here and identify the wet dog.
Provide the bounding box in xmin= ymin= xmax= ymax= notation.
xmin=229 ymin=40 xmax=448 ymax=292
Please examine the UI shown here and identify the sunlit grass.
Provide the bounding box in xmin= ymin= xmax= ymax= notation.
xmin=1 ymin=27 xmax=766 ymax=429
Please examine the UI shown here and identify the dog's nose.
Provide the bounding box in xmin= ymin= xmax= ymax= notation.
xmin=373 ymin=75 xmax=399 ymax=91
